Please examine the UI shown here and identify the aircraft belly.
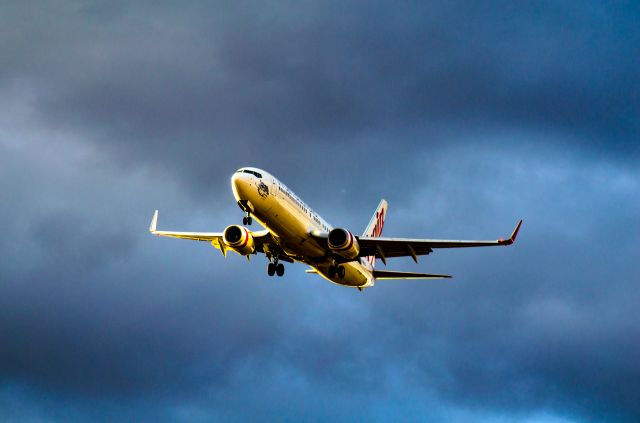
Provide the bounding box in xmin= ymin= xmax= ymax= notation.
xmin=316 ymin=263 xmax=369 ymax=287
xmin=258 ymin=199 xmax=326 ymax=258
xmin=278 ymin=228 xmax=326 ymax=258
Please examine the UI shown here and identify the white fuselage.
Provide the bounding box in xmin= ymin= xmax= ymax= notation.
xmin=231 ymin=168 xmax=375 ymax=288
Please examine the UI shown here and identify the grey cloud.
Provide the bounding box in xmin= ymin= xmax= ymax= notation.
xmin=1 ymin=1 xmax=636 ymax=198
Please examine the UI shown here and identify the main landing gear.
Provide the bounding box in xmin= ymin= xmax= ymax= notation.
xmin=242 ymin=213 xmax=252 ymax=226
xmin=267 ymin=259 xmax=284 ymax=277
xmin=328 ymin=265 xmax=345 ymax=279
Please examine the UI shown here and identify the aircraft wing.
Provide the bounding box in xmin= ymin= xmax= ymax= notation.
xmin=148 ymin=210 xmax=272 ymax=254
xmin=357 ymin=220 xmax=522 ymax=263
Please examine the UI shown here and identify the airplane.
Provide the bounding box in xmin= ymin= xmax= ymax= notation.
xmin=149 ymin=167 xmax=522 ymax=291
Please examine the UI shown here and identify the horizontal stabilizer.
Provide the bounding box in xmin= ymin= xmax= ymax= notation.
xmin=373 ymin=270 xmax=451 ymax=280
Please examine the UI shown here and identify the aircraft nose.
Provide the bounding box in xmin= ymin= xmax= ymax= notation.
xmin=231 ymin=171 xmax=240 ymax=185
xmin=231 ymin=172 xmax=248 ymax=199
xmin=231 ymin=172 xmax=240 ymax=190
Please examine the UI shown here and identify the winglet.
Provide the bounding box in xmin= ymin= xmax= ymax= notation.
xmin=149 ymin=210 xmax=158 ymax=233
xmin=499 ymin=219 xmax=522 ymax=245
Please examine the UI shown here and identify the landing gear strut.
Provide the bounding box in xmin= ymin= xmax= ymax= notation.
xmin=238 ymin=200 xmax=252 ymax=225
xmin=328 ymin=265 xmax=345 ymax=279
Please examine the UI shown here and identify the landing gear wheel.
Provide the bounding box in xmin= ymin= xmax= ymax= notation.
xmin=243 ymin=215 xmax=253 ymax=225
xmin=328 ymin=265 xmax=336 ymax=278
xmin=267 ymin=263 xmax=276 ymax=276
xmin=276 ymin=263 xmax=285 ymax=277
xmin=337 ymin=265 xmax=346 ymax=278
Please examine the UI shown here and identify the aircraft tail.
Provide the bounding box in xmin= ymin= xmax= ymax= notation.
xmin=363 ymin=199 xmax=387 ymax=268
xmin=363 ymin=199 xmax=387 ymax=237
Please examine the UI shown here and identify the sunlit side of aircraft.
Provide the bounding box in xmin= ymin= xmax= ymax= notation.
xmin=150 ymin=167 xmax=521 ymax=290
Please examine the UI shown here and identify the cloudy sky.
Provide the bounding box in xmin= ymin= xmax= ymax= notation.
xmin=1 ymin=1 xmax=638 ymax=422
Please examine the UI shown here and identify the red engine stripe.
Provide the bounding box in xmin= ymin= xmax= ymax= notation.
xmin=239 ymin=227 xmax=250 ymax=249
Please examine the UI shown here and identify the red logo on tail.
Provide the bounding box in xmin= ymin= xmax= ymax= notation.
xmin=370 ymin=210 xmax=385 ymax=237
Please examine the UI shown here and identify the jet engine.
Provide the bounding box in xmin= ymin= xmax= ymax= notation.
xmin=223 ymin=225 xmax=255 ymax=255
xmin=328 ymin=228 xmax=360 ymax=260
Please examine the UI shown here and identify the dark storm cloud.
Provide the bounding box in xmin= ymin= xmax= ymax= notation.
xmin=2 ymin=0 xmax=637 ymax=195
xmin=1 ymin=1 xmax=639 ymax=422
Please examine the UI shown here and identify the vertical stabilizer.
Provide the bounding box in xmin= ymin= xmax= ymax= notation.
xmin=363 ymin=199 xmax=387 ymax=237
xmin=363 ymin=199 xmax=387 ymax=268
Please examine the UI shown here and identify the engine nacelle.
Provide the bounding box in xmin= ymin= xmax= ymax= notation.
xmin=328 ymin=228 xmax=360 ymax=260
xmin=223 ymin=225 xmax=256 ymax=255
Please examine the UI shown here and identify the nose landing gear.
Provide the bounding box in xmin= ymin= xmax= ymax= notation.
xmin=237 ymin=200 xmax=252 ymax=225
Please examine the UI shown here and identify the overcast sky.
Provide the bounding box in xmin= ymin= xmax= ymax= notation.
xmin=1 ymin=1 xmax=638 ymax=422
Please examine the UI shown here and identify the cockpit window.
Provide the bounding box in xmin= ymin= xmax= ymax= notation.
xmin=240 ymin=169 xmax=262 ymax=178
